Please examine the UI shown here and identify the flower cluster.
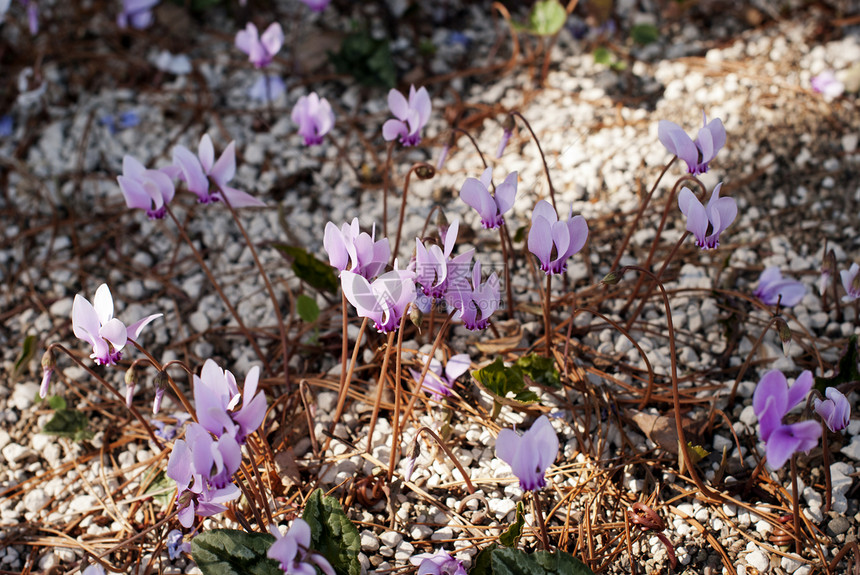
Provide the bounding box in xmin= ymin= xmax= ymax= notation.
xmin=119 ymin=134 xmax=265 ymax=219
xmin=235 ymin=22 xmax=283 ymax=69
xmin=460 ymin=168 xmax=518 ymax=229
xmin=528 ymin=200 xmax=589 ymax=275
xmin=753 ymin=370 xmax=820 ymax=469
xmin=70 ymin=284 xmax=161 ymax=371
xmin=166 ymin=359 xmax=266 ymax=527
xmin=383 ymin=85 xmax=431 ymax=147
xmin=658 ymin=111 xmax=726 ymax=175
xmin=324 ymin=218 xmax=390 ymax=279
xmin=678 ymin=183 xmax=736 ymax=250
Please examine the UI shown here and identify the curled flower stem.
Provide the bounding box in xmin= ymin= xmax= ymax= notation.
xmin=46 ymin=343 xmax=163 ymax=450
xmin=822 ymin=423 xmax=833 ymax=513
xmin=217 ymin=188 xmax=292 ymax=388
xmin=624 ymin=230 xmax=689 ymax=332
xmin=164 ymin=205 xmax=269 ymax=371
xmin=409 ymin=426 xmax=476 ymax=495
xmin=452 ymin=127 xmax=490 ymax=169
xmin=622 ymin=174 xmax=704 ymax=326
xmin=609 ymin=157 xmax=676 ymax=272
xmin=511 ymin=111 xmax=556 ymax=211
xmin=367 ymin=330 xmax=397 ymax=454
xmin=622 ymin=267 xmax=718 ymax=502
xmin=128 ymin=354 xmax=197 ymax=421
xmin=393 ymin=162 xmax=435 ymax=265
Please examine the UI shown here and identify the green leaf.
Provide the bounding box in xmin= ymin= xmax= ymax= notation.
xmin=489 ymin=547 xmax=596 ymax=575
xmin=271 ymin=243 xmax=339 ymax=294
xmin=471 ymin=544 xmax=499 ymax=575
xmin=144 ymin=470 xmax=173 ymax=508
xmin=513 ymin=354 xmax=561 ymax=388
xmin=815 ymin=335 xmax=860 ymax=393
xmin=12 ymin=335 xmax=37 ymax=381
xmin=517 ymin=0 xmax=567 ymax=36
xmin=190 ymin=529 xmax=281 ymax=575
xmin=296 ymin=295 xmax=321 ymax=323
xmin=302 ymin=489 xmax=361 ymax=575
xmin=593 ymin=46 xmax=612 ymax=66
xmin=472 ymin=358 xmax=539 ymax=407
xmin=499 ymin=502 xmax=525 ymax=547
xmin=630 ymin=23 xmax=659 ymax=45
xmin=47 ymin=395 xmax=67 ymax=410
xmin=42 ymin=409 xmax=93 ymax=441
xmin=513 ymin=226 xmax=527 ymax=244
xmin=329 ymin=29 xmax=396 ymax=88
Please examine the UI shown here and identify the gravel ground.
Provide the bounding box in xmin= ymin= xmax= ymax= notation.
xmin=1 ymin=1 xmax=859 ymax=574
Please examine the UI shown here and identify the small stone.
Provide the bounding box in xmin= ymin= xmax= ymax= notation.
xmin=379 ymin=531 xmax=402 ymax=548
xmin=746 ymin=550 xmax=769 ymax=572
xmin=360 ymin=530 xmax=379 ymax=553
xmin=827 ymin=515 xmax=850 ymax=536
xmin=781 ymin=554 xmax=804 ymax=573
xmin=410 ymin=525 xmax=433 ymax=540
xmin=431 ymin=526 xmax=454 ymax=541
xmin=739 ymin=405 xmax=758 ymax=427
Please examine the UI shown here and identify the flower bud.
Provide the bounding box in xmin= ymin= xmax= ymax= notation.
xmin=39 ymin=349 xmax=55 ymax=399
xmin=409 ymin=305 xmax=424 ymax=332
xmin=152 ymin=370 xmax=169 ymax=415
xmin=775 ymin=317 xmax=792 ymax=356
xmin=601 ymin=270 xmax=624 ymax=285
xmin=415 ymin=163 xmax=435 ymax=180
xmin=124 ymin=366 xmax=139 ymax=408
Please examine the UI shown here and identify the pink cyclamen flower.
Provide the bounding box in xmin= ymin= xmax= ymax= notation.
xmin=444 ymin=260 xmax=500 ymax=331
xmin=678 ymin=183 xmax=736 ymax=250
xmin=166 ymin=423 xmax=242 ymax=528
xmin=814 ymin=387 xmax=851 ymax=433
xmin=754 ymin=267 xmax=806 ymax=308
xmin=341 ymin=265 xmax=416 ymax=333
xmin=172 ymin=134 xmax=265 ymax=207
xmin=117 ymin=155 xmax=177 ymax=219
xmin=496 ymin=414 xmax=559 ymax=491
xmin=71 ymin=284 xmax=161 ymax=368
xmin=414 ymin=219 xmax=474 ymax=300
xmin=460 ymin=168 xmax=517 ymax=230
xmin=658 ymin=111 xmax=726 ymax=175
xmin=117 ymin=0 xmax=159 ymax=29
xmin=811 ymin=71 xmax=844 ymax=100
xmin=527 ymin=199 xmax=589 ymax=275
xmin=291 ymin=93 xmax=335 ymax=146
xmin=268 ymin=519 xmax=335 ymax=575
xmin=298 ymin=0 xmax=331 ymax=11
xmin=235 ymin=22 xmax=283 ymax=69
xmin=753 ymin=369 xmax=820 ymax=469
xmin=193 ymin=359 xmax=266 ymax=444
xmin=840 ymin=263 xmax=860 ymax=302
xmin=382 ymin=85 xmax=431 ymax=147
xmin=323 ymin=218 xmax=390 ymax=279
xmin=410 ymin=549 xmax=466 ymax=575
xmin=409 ymin=353 xmax=471 ymax=400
